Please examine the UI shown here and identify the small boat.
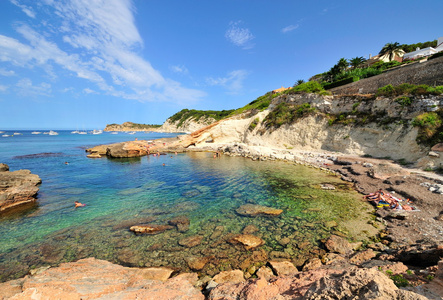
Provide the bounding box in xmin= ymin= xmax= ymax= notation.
xmin=92 ymin=129 xmax=103 ymax=135
xmin=78 ymin=131 xmax=87 ymax=135
xmin=2 ymin=134 xmax=11 ymax=137
xmin=13 ymin=132 xmax=22 ymax=135
xmin=31 ymin=131 xmax=42 ymax=134
xmin=127 ymin=131 xmax=136 ymax=135
xmin=110 ymin=132 xmax=118 ymax=134
xmin=71 ymin=130 xmax=79 ymax=134
xmin=48 ymin=130 xmax=59 ymax=135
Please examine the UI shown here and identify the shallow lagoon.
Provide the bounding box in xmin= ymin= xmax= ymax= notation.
xmin=0 ymin=131 xmax=376 ymax=281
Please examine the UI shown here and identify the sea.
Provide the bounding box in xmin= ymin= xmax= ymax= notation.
xmin=0 ymin=130 xmax=373 ymax=282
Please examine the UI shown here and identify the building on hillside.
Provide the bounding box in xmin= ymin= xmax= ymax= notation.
xmin=272 ymin=86 xmax=291 ymax=94
xmin=403 ymin=36 xmax=443 ymax=60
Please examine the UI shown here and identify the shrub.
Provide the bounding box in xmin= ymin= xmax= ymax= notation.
xmin=395 ymin=96 xmax=412 ymax=107
xmin=248 ymin=118 xmax=260 ymax=131
xmin=376 ymin=83 xmax=443 ymax=97
xmin=169 ymin=108 xmax=234 ymax=127
xmin=263 ymin=102 xmax=316 ymax=129
xmin=285 ymin=81 xmax=329 ymax=94
xmin=412 ymin=110 xmax=443 ymax=146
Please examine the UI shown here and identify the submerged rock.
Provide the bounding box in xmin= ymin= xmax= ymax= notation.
xmin=0 ymin=164 xmax=41 ymax=213
xmin=229 ymin=234 xmax=265 ymax=250
xmin=168 ymin=216 xmax=190 ymax=232
xmin=324 ymin=235 xmax=354 ymax=256
xmin=129 ymin=224 xmax=173 ymax=234
xmin=236 ymin=204 xmax=283 ymax=217
xmin=178 ymin=235 xmax=204 ymax=248
xmin=186 ymin=256 xmax=210 ymax=271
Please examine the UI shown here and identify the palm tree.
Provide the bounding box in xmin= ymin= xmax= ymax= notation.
xmin=379 ymin=42 xmax=405 ymax=61
xmin=349 ymin=56 xmax=366 ymax=69
xmin=337 ymin=58 xmax=349 ymax=71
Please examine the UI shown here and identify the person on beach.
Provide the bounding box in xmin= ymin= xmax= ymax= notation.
xmin=74 ymin=201 xmax=85 ymax=208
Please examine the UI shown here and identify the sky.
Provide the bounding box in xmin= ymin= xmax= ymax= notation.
xmin=0 ymin=0 xmax=442 ymax=130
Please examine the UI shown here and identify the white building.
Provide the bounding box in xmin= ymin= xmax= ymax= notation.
xmin=403 ymin=36 xmax=443 ymax=60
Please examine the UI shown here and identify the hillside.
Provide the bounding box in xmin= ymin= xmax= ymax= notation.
xmin=104 ymin=122 xmax=162 ymax=132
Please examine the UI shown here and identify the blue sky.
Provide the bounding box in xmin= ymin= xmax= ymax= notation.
xmin=0 ymin=0 xmax=442 ymax=130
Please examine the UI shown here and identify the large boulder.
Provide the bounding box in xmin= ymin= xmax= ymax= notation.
xmin=0 ymin=258 xmax=204 ymax=299
xmin=0 ymin=165 xmax=41 ymax=213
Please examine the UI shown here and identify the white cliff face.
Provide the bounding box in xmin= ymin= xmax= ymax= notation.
xmin=189 ymin=93 xmax=441 ymax=163
xmin=160 ymin=116 xmax=217 ymax=133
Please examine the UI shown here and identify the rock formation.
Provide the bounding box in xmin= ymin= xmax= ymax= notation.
xmin=0 ymin=164 xmax=41 ymax=213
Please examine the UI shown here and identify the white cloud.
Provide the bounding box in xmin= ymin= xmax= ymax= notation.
xmin=206 ymin=70 xmax=249 ymax=95
xmin=225 ymin=21 xmax=255 ymax=50
xmin=83 ymin=88 xmax=96 ymax=94
xmin=0 ymin=0 xmax=206 ymax=104
xmin=281 ymin=24 xmax=299 ymax=33
xmin=0 ymin=85 xmax=8 ymax=92
xmin=0 ymin=68 xmax=15 ymax=76
xmin=10 ymin=0 xmax=36 ymax=18
xmin=16 ymin=78 xmax=51 ymax=97
xmin=170 ymin=65 xmax=189 ymax=75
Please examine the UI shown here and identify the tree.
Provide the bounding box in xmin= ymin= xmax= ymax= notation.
xmin=337 ymin=58 xmax=349 ymax=71
xmin=379 ymin=42 xmax=405 ymax=61
xmin=294 ymin=79 xmax=305 ymax=86
xmin=349 ymin=56 xmax=366 ymax=69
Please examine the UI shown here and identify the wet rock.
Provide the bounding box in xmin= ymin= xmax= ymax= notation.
xmin=112 ymin=217 xmax=157 ymax=231
xmin=324 ymin=235 xmax=354 ymax=255
xmin=178 ymin=235 xmax=204 ymax=248
xmin=236 ymin=204 xmax=283 ymax=217
xmin=278 ymin=237 xmax=291 ymax=246
xmin=0 ymin=163 xmax=9 ymax=172
xmin=129 ymin=224 xmax=173 ymax=234
xmin=321 ymin=253 xmax=346 ymax=265
xmin=86 ymin=153 xmax=102 ymax=158
xmin=325 ymin=220 xmax=338 ymax=228
xmin=269 ymin=261 xmax=298 ymax=276
xmin=0 ymin=166 xmax=41 ymax=213
xmin=168 ymin=216 xmax=190 ymax=232
xmin=228 ymin=234 xmax=265 ymax=250
xmin=270 ymin=251 xmax=291 ymax=259
xmin=242 ymin=224 xmax=259 ymax=234
xmin=186 ymin=256 xmax=210 ymax=271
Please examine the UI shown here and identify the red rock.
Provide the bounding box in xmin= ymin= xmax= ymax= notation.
xmin=168 ymin=216 xmax=190 ymax=232
xmin=269 ymin=261 xmax=298 ymax=276
xmin=178 ymin=235 xmax=204 ymax=248
xmin=0 ymin=258 xmax=204 ymax=299
xmin=302 ymin=258 xmax=323 ymax=271
xmin=212 ymin=270 xmax=245 ymax=284
xmin=324 ymin=235 xmax=354 ymax=255
xmin=186 ymin=256 xmax=210 ymax=271
xmin=349 ymin=249 xmax=376 ymax=265
xmin=431 ymin=143 xmax=443 ymax=152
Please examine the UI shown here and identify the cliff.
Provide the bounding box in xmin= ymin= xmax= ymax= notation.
xmin=184 ymin=92 xmax=443 ymax=169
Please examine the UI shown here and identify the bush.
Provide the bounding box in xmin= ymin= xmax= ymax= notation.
xmin=169 ymin=108 xmax=234 ymax=127
xmin=263 ymin=102 xmax=316 ymax=129
xmin=395 ymin=96 xmax=412 ymax=107
xmin=412 ymin=110 xmax=443 ymax=146
xmin=285 ymin=81 xmax=330 ymax=95
xmin=428 ymin=51 xmax=443 ymax=60
xmin=323 ymin=77 xmax=358 ymax=90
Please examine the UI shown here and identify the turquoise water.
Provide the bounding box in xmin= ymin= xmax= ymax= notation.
xmin=0 ymin=130 xmax=374 ymax=281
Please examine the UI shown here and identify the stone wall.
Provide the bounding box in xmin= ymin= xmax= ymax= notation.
xmin=329 ymin=56 xmax=443 ymax=95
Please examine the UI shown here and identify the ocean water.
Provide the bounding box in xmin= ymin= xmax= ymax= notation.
xmin=0 ymin=130 xmax=374 ymax=281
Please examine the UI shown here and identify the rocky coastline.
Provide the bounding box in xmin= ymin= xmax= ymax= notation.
xmin=0 ymin=163 xmax=41 ymax=214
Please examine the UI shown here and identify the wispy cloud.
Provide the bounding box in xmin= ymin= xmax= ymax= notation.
xmin=0 ymin=68 xmax=15 ymax=76
xmin=170 ymin=65 xmax=189 ymax=75
xmin=206 ymin=70 xmax=249 ymax=94
xmin=83 ymin=88 xmax=97 ymax=94
xmin=10 ymin=0 xmax=36 ymax=18
xmin=16 ymin=78 xmax=51 ymax=97
xmin=0 ymin=0 xmax=206 ymax=104
xmin=0 ymin=85 xmax=8 ymax=92
xmin=225 ymin=21 xmax=255 ymax=50
xmin=281 ymin=24 xmax=299 ymax=33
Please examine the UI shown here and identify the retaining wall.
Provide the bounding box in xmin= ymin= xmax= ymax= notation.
xmin=329 ymin=56 xmax=443 ymax=95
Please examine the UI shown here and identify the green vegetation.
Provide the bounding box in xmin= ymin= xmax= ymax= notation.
xmin=248 ymin=118 xmax=260 ymax=131
xmin=412 ymin=110 xmax=443 ymax=146
xmin=284 ymin=81 xmax=331 ymax=95
xmin=230 ymin=92 xmax=277 ymax=116
xmin=263 ymin=102 xmax=316 ymax=129
xmin=168 ymin=108 xmax=235 ymax=127
xmin=376 ymin=83 xmax=443 ymax=97
xmin=395 ymin=96 xmax=412 ymax=107
xmin=400 ymin=40 xmax=437 ymax=53
xmin=378 ymin=42 xmax=405 ymax=62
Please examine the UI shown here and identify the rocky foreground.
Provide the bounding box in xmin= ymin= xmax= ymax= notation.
xmin=0 ymin=163 xmax=41 ymax=213
xmin=81 ymin=135 xmax=443 ymax=299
